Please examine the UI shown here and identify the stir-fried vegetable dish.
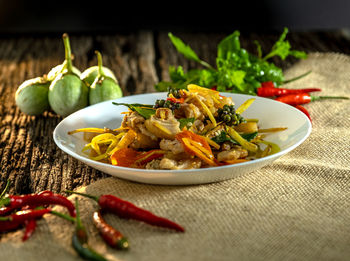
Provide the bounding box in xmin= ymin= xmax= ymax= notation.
xmin=68 ymin=85 xmax=286 ymax=170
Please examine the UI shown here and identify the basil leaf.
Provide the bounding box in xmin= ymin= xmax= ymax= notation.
xmin=168 ymin=33 xmax=213 ymax=69
xmin=217 ymin=31 xmax=241 ymax=59
xmin=178 ymin=117 xmax=195 ymax=130
xmin=133 ymin=107 xmax=156 ymax=119
xmin=112 ymin=102 xmax=156 ymax=119
xmin=211 ymin=131 xmax=235 ymax=144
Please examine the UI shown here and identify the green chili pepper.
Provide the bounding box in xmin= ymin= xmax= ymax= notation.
xmin=72 ymin=199 xmax=107 ymax=261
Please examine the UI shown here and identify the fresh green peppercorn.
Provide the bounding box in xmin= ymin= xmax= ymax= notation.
xmin=216 ymin=104 xmax=245 ymax=126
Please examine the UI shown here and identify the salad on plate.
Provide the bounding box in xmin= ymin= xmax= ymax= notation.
xmin=68 ymin=85 xmax=286 ymax=170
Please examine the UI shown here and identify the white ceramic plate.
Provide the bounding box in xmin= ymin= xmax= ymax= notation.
xmin=53 ymin=92 xmax=312 ymax=185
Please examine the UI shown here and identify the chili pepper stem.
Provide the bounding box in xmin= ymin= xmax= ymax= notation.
xmin=311 ymin=95 xmax=349 ymax=102
xmin=62 ymin=33 xmax=73 ymax=74
xmin=51 ymin=210 xmax=76 ymax=223
xmin=283 ymin=70 xmax=312 ymax=84
xmin=65 ymin=190 xmax=99 ymax=202
xmin=0 ymin=179 xmax=11 ymax=199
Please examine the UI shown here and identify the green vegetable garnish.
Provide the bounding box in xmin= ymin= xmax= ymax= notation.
xmin=178 ymin=117 xmax=195 ymax=130
xmin=112 ymin=102 xmax=155 ymax=119
xmin=155 ymin=28 xmax=307 ymax=95
xmin=211 ymin=131 xmax=258 ymax=145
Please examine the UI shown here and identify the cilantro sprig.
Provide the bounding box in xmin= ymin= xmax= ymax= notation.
xmin=155 ymin=28 xmax=307 ymax=95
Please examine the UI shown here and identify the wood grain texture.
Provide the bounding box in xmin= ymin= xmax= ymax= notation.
xmin=1 ymin=30 xmax=350 ymax=194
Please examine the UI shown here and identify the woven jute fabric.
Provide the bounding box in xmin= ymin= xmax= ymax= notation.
xmin=1 ymin=53 xmax=349 ymax=261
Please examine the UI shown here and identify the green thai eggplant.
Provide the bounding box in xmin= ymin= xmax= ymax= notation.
xmin=15 ymin=76 xmax=50 ymax=116
xmin=48 ymin=33 xmax=88 ymax=117
xmin=89 ymin=51 xmax=122 ymax=105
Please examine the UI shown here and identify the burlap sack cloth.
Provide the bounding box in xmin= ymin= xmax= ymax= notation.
xmin=0 ymin=53 xmax=349 ymax=261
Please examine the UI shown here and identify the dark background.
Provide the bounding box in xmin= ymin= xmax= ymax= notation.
xmin=0 ymin=0 xmax=349 ymax=35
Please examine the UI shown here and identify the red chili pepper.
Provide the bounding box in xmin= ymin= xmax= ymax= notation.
xmin=67 ymin=191 xmax=185 ymax=232
xmin=257 ymin=86 xmax=322 ymax=97
xmin=275 ymin=93 xmax=349 ymax=105
xmin=0 ymin=208 xmax=50 ymax=232
xmin=0 ymin=192 xmax=76 ymax=217
xmin=134 ymin=150 xmax=165 ymax=166
xmin=260 ymin=81 xmax=275 ymax=88
xmin=93 ymin=210 xmax=129 ymax=250
xmin=210 ymin=86 xmax=217 ymax=91
xmin=166 ymin=97 xmax=184 ymax=104
xmin=22 ymin=219 xmax=37 ymax=241
xmin=294 ymin=105 xmax=312 ymax=122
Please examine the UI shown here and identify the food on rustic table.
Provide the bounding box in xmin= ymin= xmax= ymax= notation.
xmin=68 ymin=85 xmax=287 ymax=169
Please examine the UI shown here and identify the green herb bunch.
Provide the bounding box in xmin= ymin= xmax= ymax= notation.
xmin=155 ymin=28 xmax=307 ymax=95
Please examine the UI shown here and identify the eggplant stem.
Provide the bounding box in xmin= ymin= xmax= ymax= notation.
xmin=62 ymin=33 xmax=73 ymax=73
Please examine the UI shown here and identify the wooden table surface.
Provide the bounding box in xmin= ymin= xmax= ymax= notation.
xmin=1 ymin=30 xmax=350 ymax=195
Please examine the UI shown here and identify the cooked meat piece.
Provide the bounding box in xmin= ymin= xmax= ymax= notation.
xmin=121 ymin=111 xmax=158 ymax=141
xmin=121 ymin=111 xmax=144 ymax=129
xmin=182 ymin=103 xmax=204 ymax=120
xmin=144 ymin=108 xmax=180 ymax=139
xmin=130 ymin=131 xmax=159 ymax=149
xmin=217 ymin=147 xmax=248 ymax=162
xmin=206 ymin=125 xmax=225 ymax=139
xmin=159 ymin=157 xmax=202 ymax=170
xmin=145 ymin=159 xmax=161 ymax=170
xmin=160 ymin=139 xmax=184 ymax=154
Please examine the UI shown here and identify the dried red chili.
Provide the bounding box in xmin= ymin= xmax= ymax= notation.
xmin=93 ymin=210 xmax=129 ymax=250
xmin=67 ymin=191 xmax=185 ymax=232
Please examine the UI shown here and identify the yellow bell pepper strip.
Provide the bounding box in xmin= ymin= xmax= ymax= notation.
xmin=194 ymin=95 xmax=217 ymax=127
xmin=258 ymin=127 xmax=287 ymax=133
xmin=223 ymin=159 xmax=249 ymax=164
xmin=108 ymin=129 xmax=137 ymax=156
xmin=235 ymin=98 xmax=255 ymax=114
xmin=68 ymin=127 xmax=120 ymax=135
xmin=175 ymin=130 xmax=217 ymax=166
xmin=68 ymin=127 xmax=105 ymax=135
xmin=85 ymin=133 xmax=123 ymax=161
xmin=90 ymin=133 xmax=118 ymax=155
xmin=225 ymin=126 xmax=258 ymax=153
xmin=204 ymin=137 xmax=221 ymax=150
